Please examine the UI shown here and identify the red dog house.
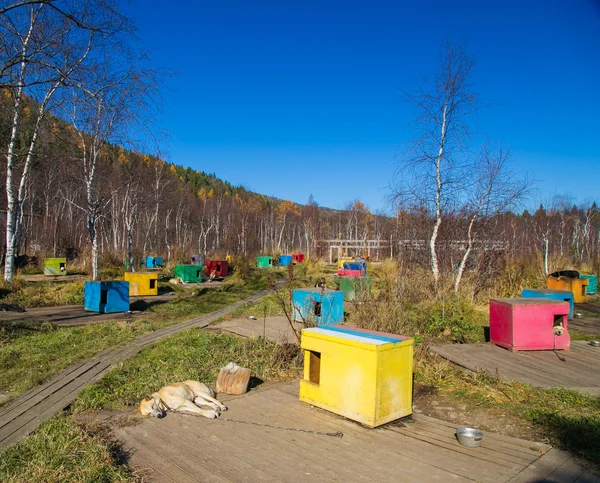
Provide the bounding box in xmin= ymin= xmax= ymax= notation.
xmin=292 ymin=253 xmax=305 ymax=264
xmin=490 ymin=298 xmax=570 ymax=352
xmin=337 ymin=269 xmax=363 ymax=277
xmin=205 ymin=260 xmax=229 ymax=278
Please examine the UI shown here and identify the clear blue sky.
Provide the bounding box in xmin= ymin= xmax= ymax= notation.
xmin=124 ymin=0 xmax=600 ymax=213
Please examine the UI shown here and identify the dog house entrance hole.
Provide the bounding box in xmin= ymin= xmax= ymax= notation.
xmin=150 ymin=279 xmax=156 ymax=289
xmin=313 ymin=301 xmax=322 ymax=318
xmin=100 ymin=289 xmax=108 ymax=305
xmin=308 ymin=350 xmax=321 ymax=385
xmin=196 ymin=270 xmax=202 ymax=278
xmin=59 ymin=262 xmax=65 ymax=271
xmin=553 ymin=315 xmax=564 ymax=326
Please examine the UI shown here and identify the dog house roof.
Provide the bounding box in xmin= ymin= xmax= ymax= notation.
xmin=303 ymin=327 xmax=412 ymax=346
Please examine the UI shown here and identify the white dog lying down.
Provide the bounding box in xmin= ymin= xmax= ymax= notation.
xmin=137 ymin=380 xmax=227 ymax=419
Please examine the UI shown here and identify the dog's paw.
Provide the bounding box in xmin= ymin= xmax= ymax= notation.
xmin=220 ymin=405 xmax=228 ymax=412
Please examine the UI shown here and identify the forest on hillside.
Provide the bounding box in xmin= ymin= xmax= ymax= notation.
xmin=1 ymin=1 xmax=598 ymax=288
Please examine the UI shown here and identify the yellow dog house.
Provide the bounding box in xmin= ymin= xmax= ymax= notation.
xmin=547 ymin=276 xmax=589 ymax=303
xmin=299 ymin=326 xmax=413 ymax=427
xmin=123 ymin=272 xmax=158 ymax=296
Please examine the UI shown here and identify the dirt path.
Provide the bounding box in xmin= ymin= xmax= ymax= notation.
xmin=0 ymin=289 xmax=269 ymax=451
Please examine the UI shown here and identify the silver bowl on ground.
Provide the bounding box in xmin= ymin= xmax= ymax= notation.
xmin=456 ymin=427 xmax=484 ymax=448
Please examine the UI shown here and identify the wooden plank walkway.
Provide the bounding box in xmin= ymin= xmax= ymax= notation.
xmin=210 ymin=316 xmax=302 ymax=344
xmin=570 ymin=315 xmax=600 ymax=336
xmin=0 ymin=290 xmax=268 ymax=451
xmin=112 ymin=381 xmax=598 ymax=482
xmin=432 ymin=341 xmax=600 ymax=396
xmin=0 ymin=294 xmax=177 ymax=327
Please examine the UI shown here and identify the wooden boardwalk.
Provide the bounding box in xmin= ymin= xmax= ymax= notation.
xmin=570 ymin=315 xmax=600 ymax=336
xmin=0 ymin=290 xmax=268 ymax=451
xmin=432 ymin=341 xmax=600 ymax=396
xmin=210 ymin=316 xmax=302 ymax=344
xmin=0 ymin=294 xmax=177 ymax=327
xmin=112 ymin=381 xmax=598 ymax=483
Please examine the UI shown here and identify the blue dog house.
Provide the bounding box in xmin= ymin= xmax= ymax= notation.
xmin=292 ymin=288 xmax=344 ymax=327
xmin=278 ymin=255 xmax=293 ymax=267
xmin=144 ymin=256 xmax=163 ymax=269
xmin=580 ymin=274 xmax=598 ymax=295
xmin=342 ymin=259 xmax=367 ymax=272
xmin=84 ymin=281 xmax=130 ymax=313
xmin=521 ymin=288 xmax=574 ymax=319
xmin=191 ymin=255 xmax=204 ymax=266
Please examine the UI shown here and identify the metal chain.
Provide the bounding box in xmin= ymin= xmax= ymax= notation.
xmin=218 ymin=416 xmax=343 ymax=438
xmin=165 ymin=407 xmax=343 ymax=438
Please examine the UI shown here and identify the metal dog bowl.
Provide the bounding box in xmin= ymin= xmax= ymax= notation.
xmin=590 ymin=341 xmax=600 ymax=347
xmin=456 ymin=427 xmax=484 ymax=448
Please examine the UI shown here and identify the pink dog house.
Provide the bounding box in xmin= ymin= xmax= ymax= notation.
xmin=337 ymin=269 xmax=363 ymax=277
xmin=490 ymin=298 xmax=570 ymax=352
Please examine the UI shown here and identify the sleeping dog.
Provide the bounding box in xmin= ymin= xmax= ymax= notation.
xmin=137 ymin=380 xmax=227 ymax=419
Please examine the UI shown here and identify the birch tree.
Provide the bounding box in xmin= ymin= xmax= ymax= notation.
xmin=0 ymin=0 xmax=104 ymax=282
xmin=453 ymin=146 xmax=529 ymax=291
xmin=66 ymin=48 xmax=158 ymax=279
xmin=393 ymin=42 xmax=478 ymax=284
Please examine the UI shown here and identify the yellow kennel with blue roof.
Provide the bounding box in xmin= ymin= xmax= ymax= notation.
xmin=299 ymin=326 xmax=413 ymax=427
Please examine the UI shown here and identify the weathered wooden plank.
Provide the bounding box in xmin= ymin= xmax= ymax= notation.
xmin=247 ymin=386 xmax=520 ymax=482
xmin=465 ymin=345 xmax=579 ymax=386
xmin=432 ymin=342 xmax=600 ymax=395
xmin=115 ymin=427 xmax=205 ymax=483
xmin=0 ymin=361 xmax=88 ymax=418
xmin=150 ymin=417 xmax=280 ymax=483
xmin=509 ymin=448 xmax=599 ymax=483
xmin=391 ymin=418 xmax=540 ymax=464
xmin=435 ymin=344 xmax=558 ymax=387
xmin=0 ymin=360 xmax=111 ymax=448
xmin=216 ymin=407 xmax=396 ymax=482
xmin=413 ymin=413 xmax=551 ymax=453
xmin=219 ymin=406 xmax=463 ymax=482
xmin=0 ymin=360 xmax=102 ymax=429
xmin=138 ymin=422 xmax=257 ymax=483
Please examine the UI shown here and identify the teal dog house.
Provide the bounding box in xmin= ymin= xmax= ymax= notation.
xmin=521 ymin=288 xmax=574 ymax=319
xmin=292 ymin=288 xmax=344 ymax=326
xmin=84 ymin=281 xmax=129 ymax=313
xmin=580 ymin=274 xmax=597 ymax=295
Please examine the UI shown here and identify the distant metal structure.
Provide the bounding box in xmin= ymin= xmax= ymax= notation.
xmin=319 ymin=239 xmax=391 ymax=263
xmin=319 ymin=237 xmax=507 ymax=263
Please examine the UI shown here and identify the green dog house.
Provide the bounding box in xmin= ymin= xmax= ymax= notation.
xmin=257 ymin=256 xmax=273 ymax=268
xmin=334 ymin=275 xmax=372 ymax=302
xmin=174 ymin=264 xmax=204 ymax=283
xmin=44 ymin=258 xmax=67 ymax=276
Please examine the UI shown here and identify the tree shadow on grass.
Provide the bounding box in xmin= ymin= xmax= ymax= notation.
xmin=531 ymin=411 xmax=600 ymax=465
xmin=0 ymin=320 xmax=56 ymax=342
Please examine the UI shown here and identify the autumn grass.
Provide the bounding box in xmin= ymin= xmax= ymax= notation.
xmin=0 ymin=274 xmax=268 ymax=400
xmin=0 ymin=415 xmax=134 ymax=483
xmin=72 ymin=330 xmax=302 ymax=412
xmin=0 ymin=279 xmax=86 ymax=307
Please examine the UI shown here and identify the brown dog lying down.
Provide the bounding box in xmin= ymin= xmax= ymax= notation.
xmin=137 ymin=380 xmax=227 ymax=419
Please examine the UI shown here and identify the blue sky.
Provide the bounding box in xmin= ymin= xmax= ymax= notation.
xmin=125 ymin=0 xmax=600 ymax=212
